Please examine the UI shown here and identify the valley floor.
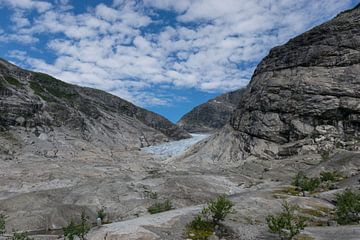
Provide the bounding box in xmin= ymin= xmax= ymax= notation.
xmin=0 ymin=134 xmax=360 ymax=240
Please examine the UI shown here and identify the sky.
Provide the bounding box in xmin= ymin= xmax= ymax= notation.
xmin=0 ymin=0 xmax=359 ymax=123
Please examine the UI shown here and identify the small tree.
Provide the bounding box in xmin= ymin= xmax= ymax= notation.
xmin=63 ymin=220 xmax=77 ymax=240
xmin=335 ymin=189 xmax=360 ymax=225
xmin=203 ymin=195 xmax=234 ymax=225
xmin=0 ymin=213 xmax=6 ymax=235
xmin=77 ymin=212 xmax=90 ymax=240
xmin=293 ymin=172 xmax=320 ymax=196
xmin=266 ymin=202 xmax=306 ymax=240
xmin=63 ymin=212 xmax=90 ymax=240
xmin=186 ymin=195 xmax=234 ymax=239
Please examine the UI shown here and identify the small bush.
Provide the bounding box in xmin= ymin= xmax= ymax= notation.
xmin=320 ymin=171 xmax=343 ymax=182
xmin=63 ymin=212 xmax=90 ymax=240
xmin=148 ymin=200 xmax=172 ymax=214
xmin=97 ymin=208 xmax=107 ymax=222
xmin=11 ymin=231 xmax=33 ymax=240
xmin=186 ymin=215 xmax=214 ymax=240
xmin=266 ymin=202 xmax=306 ymax=240
xmin=186 ymin=195 xmax=234 ymax=239
xmin=293 ymin=172 xmax=320 ymax=196
xmin=203 ymin=195 xmax=234 ymax=224
xmin=63 ymin=220 xmax=77 ymax=240
xmin=335 ymin=189 xmax=360 ymax=225
xmin=0 ymin=213 xmax=6 ymax=235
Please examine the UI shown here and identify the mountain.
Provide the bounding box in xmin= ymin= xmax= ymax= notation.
xmin=176 ymin=89 xmax=245 ymax=133
xmin=0 ymin=58 xmax=190 ymax=158
xmin=177 ymin=4 xmax=360 ymax=165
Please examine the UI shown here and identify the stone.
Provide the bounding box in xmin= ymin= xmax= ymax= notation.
xmin=177 ymin=89 xmax=245 ymax=133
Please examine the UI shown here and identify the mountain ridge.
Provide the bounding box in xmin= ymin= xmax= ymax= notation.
xmin=0 ymin=58 xmax=190 ymax=157
xmin=176 ymin=88 xmax=245 ymax=133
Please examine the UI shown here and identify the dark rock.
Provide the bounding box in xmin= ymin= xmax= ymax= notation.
xmin=177 ymin=89 xmax=245 ymax=133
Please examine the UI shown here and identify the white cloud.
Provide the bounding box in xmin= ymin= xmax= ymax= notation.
xmin=0 ymin=0 xmax=52 ymax=12
xmin=2 ymin=0 xmax=356 ymax=106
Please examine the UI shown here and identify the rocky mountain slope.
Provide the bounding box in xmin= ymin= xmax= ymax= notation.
xmin=0 ymin=58 xmax=189 ymax=158
xmin=180 ymin=4 xmax=360 ymax=165
xmin=177 ymin=89 xmax=244 ymax=133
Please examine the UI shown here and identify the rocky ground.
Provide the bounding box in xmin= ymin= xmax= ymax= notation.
xmin=0 ymin=132 xmax=359 ymax=240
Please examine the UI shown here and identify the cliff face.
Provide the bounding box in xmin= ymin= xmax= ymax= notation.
xmin=0 ymin=58 xmax=189 ymax=157
xmin=177 ymin=5 xmax=360 ymax=165
xmin=177 ymin=89 xmax=245 ymax=133
xmin=228 ymin=5 xmax=360 ymax=158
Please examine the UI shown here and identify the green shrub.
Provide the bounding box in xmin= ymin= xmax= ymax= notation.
xmin=186 ymin=215 xmax=214 ymax=240
xmin=203 ymin=195 xmax=234 ymax=224
xmin=335 ymin=189 xmax=360 ymax=225
xmin=0 ymin=213 xmax=6 ymax=235
xmin=63 ymin=212 xmax=90 ymax=240
xmin=186 ymin=195 xmax=234 ymax=239
xmin=266 ymin=202 xmax=306 ymax=240
xmin=148 ymin=200 xmax=172 ymax=214
xmin=97 ymin=208 xmax=107 ymax=222
xmin=63 ymin=220 xmax=77 ymax=240
xmin=320 ymin=171 xmax=343 ymax=182
xmin=11 ymin=231 xmax=33 ymax=240
xmin=293 ymin=172 xmax=320 ymax=196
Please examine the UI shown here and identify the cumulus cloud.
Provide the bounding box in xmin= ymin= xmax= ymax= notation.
xmin=1 ymin=0 xmax=356 ymax=106
xmin=0 ymin=0 xmax=52 ymax=12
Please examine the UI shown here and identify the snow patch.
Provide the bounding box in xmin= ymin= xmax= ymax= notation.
xmin=142 ymin=133 xmax=209 ymax=158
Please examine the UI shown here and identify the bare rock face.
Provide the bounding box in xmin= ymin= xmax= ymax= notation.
xmin=0 ymin=58 xmax=190 ymax=154
xmin=228 ymin=5 xmax=360 ymax=159
xmin=177 ymin=89 xmax=245 ymax=133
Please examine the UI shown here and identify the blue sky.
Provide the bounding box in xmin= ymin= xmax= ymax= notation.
xmin=0 ymin=0 xmax=359 ymax=122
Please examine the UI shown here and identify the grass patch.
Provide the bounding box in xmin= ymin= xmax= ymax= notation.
xmin=29 ymin=81 xmax=50 ymax=101
xmin=273 ymin=186 xmax=300 ymax=196
xmin=148 ymin=200 xmax=172 ymax=214
xmin=5 ymin=76 xmax=22 ymax=88
xmin=32 ymin=72 xmax=77 ymax=101
xmin=320 ymin=171 xmax=343 ymax=182
xmin=295 ymin=234 xmax=315 ymax=240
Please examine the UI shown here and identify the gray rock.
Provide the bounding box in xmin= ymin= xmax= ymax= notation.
xmin=0 ymin=58 xmax=190 ymax=153
xmin=227 ymin=5 xmax=360 ymax=159
xmin=177 ymin=89 xmax=245 ymax=133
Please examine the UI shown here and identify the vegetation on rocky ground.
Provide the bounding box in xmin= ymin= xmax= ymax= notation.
xmin=63 ymin=212 xmax=90 ymax=240
xmin=0 ymin=213 xmax=6 ymax=235
xmin=266 ymin=201 xmax=307 ymax=240
xmin=335 ymin=189 xmax=360 ymax=225
xmin=293 ymin=172 xmax=320 ymax=197
xmin=186 ymin=195 xmax=234 ymax=240
xmin=147 ymin=199 xmax=172 ymax=214
xmin=320 ymin=171 xmax=343 ymax=182
xmin=5 ymin=76 xmax=22 ymax=88
xmin=11 ymin=231 xmax=33 ymax=240
xmin=97 ymin=208 xmax=107 ymax=222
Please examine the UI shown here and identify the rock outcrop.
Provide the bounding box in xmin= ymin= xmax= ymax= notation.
xmin=0 ymin=58 xmax=190 ymax=155
xmin=229 ymin=5 xmax=360 ymax=159
xmin=177 ymin=89 xmax=245 ymax=133
xmin=180 ymin=4 xmax=360 ymax=163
